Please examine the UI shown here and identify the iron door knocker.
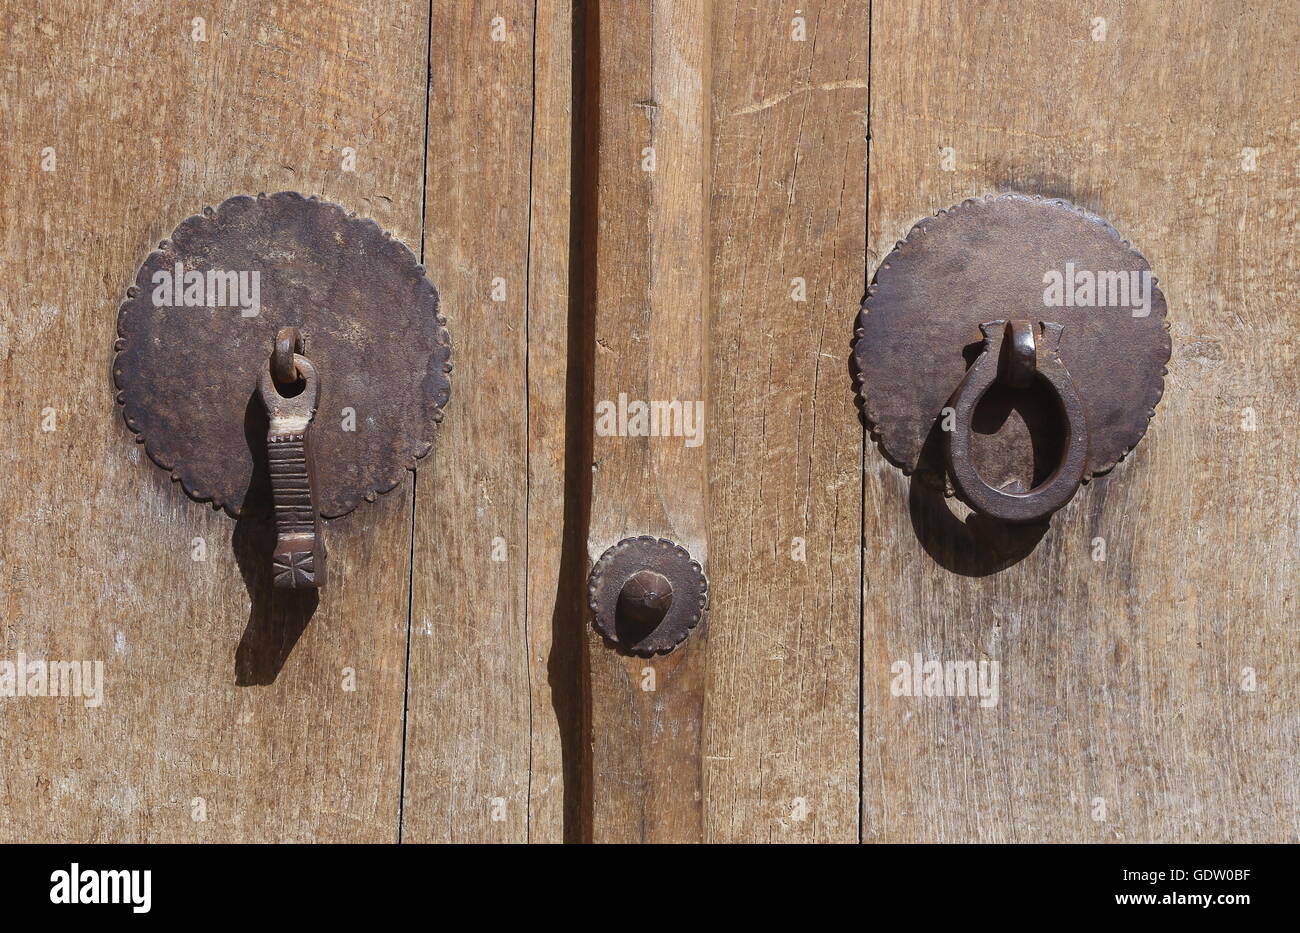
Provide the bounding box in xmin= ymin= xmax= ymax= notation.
xmin=114 ymin=192 xmax=451 ymax=590
xmin=854 ymin=194 xmax=1171 ymax=524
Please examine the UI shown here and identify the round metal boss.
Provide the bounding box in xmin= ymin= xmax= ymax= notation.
xmin=113 ymin=192 xmax=451 ymax=518
xmin=854 ymin=193 xmax=1170 ymax=495
xmin=588 ymin=537 xmax=709 ymax=655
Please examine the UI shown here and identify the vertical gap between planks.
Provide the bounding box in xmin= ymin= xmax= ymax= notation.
xmin=525 ymin=0 xmax=590 ymax=843
xmin=397 ymin=0 xmax=436 ymax=845
xmin=858 ymin=0 xmax=873 ymax=846
xmin=570 ymin=0 xmax=597 ymax=842
xmin=522 ymin=0 xmax=539 ymax=845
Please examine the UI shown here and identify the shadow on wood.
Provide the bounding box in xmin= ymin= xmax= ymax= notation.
xmin=545 ymin=0 xmax=597 ymax=844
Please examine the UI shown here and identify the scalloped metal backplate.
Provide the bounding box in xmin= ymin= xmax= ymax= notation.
xmin=854 ymin=194 xmax=1171 ymax=489
xmin=114 ymin=192 xmax=451 ymax=518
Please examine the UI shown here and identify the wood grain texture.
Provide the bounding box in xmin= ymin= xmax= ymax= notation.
xmin=3 ymin=0 xmax=1293 ymax=847
xmin=524 ymin=0 xmax=579 ymax=843
xmin=862 ymin=0 xmax=1299 ymax=842
xmin=0 ymin=0 xmax=427 ymax=841
xmin=584 ymin=0 xmax=712 ymax=843
xmin=706 ymin=0 xmax=867 ymax=843
xmin=403 ymin=0 xmax=536 ymax=842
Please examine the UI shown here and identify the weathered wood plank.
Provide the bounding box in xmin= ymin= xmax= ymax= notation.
xmin=403 ymin=0 xmax=536 ymax=842
xmin=584 ymin=0 xmax=712 ymax=843
xmin=0 ymin=0 xmax=428 ymax=841
xmin=863 ymin=0 xmax=1298 ymax=842
xmin=525 ymin=0 xmax=579 ymax=843
xmin=706 ymin=0 xmax=868 ymax=844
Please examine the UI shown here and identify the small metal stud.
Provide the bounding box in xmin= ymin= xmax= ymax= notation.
xmin=588 ymin=537 xmax=708 ymax=656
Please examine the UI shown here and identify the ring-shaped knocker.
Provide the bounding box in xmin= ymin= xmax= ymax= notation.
xmin=945 ymin=320 xmax=1090 ymax=524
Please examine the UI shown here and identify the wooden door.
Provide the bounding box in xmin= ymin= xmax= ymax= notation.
xmin=0 ymin=0 xmax=1292 ymax=844
xmin=862 ymin=0 xmax=1297 ymax=843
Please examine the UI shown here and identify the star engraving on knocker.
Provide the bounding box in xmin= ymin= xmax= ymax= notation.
xmin=273 ymin=551 xmax=316 ymax=588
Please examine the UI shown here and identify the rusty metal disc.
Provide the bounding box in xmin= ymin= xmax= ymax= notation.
xmin=114 ymin=192 xmax=451 ymax=518
xmin=588 ymin=537 xmax=709 ymax=656
xmin=854 ymin=194 xmax=1170 ymax=494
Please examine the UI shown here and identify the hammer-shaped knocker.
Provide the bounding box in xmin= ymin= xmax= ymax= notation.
xmin=113 ymin=193 xmax=452 ymax=604
xmin=258 ymin=326 xmax=326 ymax=588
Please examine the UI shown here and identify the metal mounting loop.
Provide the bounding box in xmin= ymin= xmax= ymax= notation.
xmin=272 ymin=326 xmax=305 ymax=385
xmin=259 ymin=353 xmax=319 ymax=423
xmin=946 ymin=320 xmax=1089 ymax=524
xmin=1000 ymin=320 xmax=1037 ymax=389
